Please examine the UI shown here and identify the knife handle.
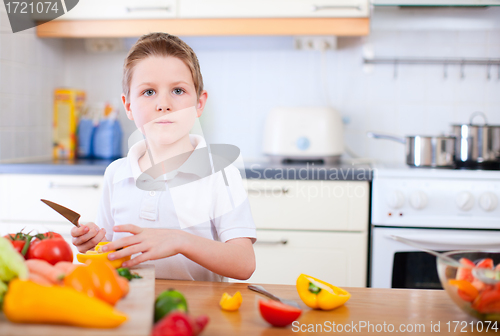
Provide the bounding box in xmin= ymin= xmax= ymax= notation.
xmin=248 ymin=285 xmax=280 ymax=301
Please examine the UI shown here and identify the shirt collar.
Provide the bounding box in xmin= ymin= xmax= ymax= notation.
xmin=113 ymin=134 xmax=209 ymax=184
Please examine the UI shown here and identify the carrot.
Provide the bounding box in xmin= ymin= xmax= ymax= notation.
xmin=117 ymin=276 xmax=129 ymax=297
xmin=54 ymin=261 xmax=78 ymax=274
xmin=28 ymin=273 xmax=52 ymax=286
xmin=26 ymin=259 xmax=65 ymax=284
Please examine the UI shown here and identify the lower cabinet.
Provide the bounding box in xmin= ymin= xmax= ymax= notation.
xmin=233 ymin=229 xmax=367 ymax=287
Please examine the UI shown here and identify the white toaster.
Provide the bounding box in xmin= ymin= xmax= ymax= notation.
xmin=262 ymin=107 xmax=344 ymax=163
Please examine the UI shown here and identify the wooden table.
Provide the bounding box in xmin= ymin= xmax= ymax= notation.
xmin=156 ymin=280 xmax=492 ymax=336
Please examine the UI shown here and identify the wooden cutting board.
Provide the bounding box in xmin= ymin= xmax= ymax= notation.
xmin=0 ymin=264 xmax=155 ymax=336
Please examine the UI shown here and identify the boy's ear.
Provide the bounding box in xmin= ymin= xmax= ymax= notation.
xmin=122 ymin=94 xmax=133 ymax=120
xmin=196 ymin=90 xmax=208 ymax=118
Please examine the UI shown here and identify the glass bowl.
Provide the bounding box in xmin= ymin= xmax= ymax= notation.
xmin=437 ymin=251 xmax=500 ymax=321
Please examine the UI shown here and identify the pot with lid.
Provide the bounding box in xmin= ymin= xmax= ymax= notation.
xmin=367 ymin=133 xmax=456 ymax=168
xmin=451 ymin=112 xmax=500 ymax=169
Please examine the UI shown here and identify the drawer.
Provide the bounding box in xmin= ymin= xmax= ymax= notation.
xmin=58 ymin=0 xmax=177 ymax=20
xmin=233 ymin=230 xmax=367 ymax=286
xmin=0 ymin=174 xmax=103 ymax=224
xmin=179 ymin=0 xmax=369 ymax=19
xmin=245 ymin=180 xmax=369 ymax=231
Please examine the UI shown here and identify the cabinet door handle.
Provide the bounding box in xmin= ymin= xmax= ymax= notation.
xmin=49 ymin=182 xmax=100 ymax=189
xmin=311 ymin=4 xmax=362 ymax=11
xmin=255 ymin=239 xmax=288 ymax=245
xmin=126 ymin=6 xmax=171 ymax=12
xmin=246 ymin=187 xmax=289 ymax=195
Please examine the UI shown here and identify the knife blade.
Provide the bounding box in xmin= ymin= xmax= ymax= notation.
xmin=248 ymin=285 xmax=301 ymax=309
xmin=40 ymin=199 xmax=81 ymax=228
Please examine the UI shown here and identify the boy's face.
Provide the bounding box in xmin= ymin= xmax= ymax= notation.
xmin=122 ymin=56 xmax=207 ymax=146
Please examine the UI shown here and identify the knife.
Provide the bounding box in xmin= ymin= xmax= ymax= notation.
xmin=248 ymin=285 xmax=301 ymax=309
xmin=40 ymin=199 xmax=81 ymax=228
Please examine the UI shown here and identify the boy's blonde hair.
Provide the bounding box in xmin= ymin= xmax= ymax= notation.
xmin=122 ymin=33 xmax=204 ymax=100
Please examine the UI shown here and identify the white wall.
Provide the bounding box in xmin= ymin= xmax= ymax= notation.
xmin=1 ymin=7 xmax=499 ymax=164
xmin=0 ymin=6 xmax=64 ymax=162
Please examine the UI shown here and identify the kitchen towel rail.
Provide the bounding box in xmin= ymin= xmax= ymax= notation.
xmin=363 ymin=57 xmax=500 ymax=79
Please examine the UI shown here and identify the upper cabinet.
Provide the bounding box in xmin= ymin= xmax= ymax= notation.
xmin=177 ymin=0 xmax=369 ymax=18
xmin=36 ymin=0 xmax=370 ymax=37
xmin=59 ymin=0 xmax=178 ymax=20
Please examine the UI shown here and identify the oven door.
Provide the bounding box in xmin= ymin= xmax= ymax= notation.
xmin=371 ymin=227 xmax=500 ymax=289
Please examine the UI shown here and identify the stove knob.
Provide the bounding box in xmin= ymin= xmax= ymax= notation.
xmin=387 ymin=191 xmax=405 ymax=209
xmin=456 ymin=191 xmax=474 ymax=211
xmin=410 ymin=191 xmax=428 ymax=210
xmin=479 ymin=192 xmax=498 ymax=212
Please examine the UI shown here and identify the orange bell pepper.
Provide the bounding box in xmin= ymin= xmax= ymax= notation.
xmin=219 ymin=291 xmax=243 ymax=311
xmin=86 ymin=258 xmax=123 ymax=306
xmin=63 ymin=265 xmax=96 ymax=298
xmin=448 ymin=279 xmax=479 ymax=302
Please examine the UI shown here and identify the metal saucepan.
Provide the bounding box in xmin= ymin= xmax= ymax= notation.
xmin=451 ymin=112 xmax=500 ymax=168
xmin=367 ymin=132 xmax=456 ymax=168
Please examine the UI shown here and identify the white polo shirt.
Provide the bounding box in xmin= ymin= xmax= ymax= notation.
xmin=96 ymin=134 xmax=257 ymax=281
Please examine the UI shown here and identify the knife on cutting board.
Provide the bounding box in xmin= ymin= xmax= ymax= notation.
xmin=40 ymin=199 xmax=81 ymax=228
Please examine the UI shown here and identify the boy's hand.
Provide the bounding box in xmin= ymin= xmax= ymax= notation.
xmin=100 ymin=225 xmax=184 ymax=268
xmin=71 ymin=222 xmax=106 ymax=253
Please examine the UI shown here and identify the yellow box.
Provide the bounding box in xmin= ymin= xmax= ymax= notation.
xmin=53 ymin=89 xmax=86 ymax=160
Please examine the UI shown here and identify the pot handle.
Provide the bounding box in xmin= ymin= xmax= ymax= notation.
xmin=470 ymin=111 xmax=488 ymax=125
xmin=367 ymin=132 xmax=406 ymax=144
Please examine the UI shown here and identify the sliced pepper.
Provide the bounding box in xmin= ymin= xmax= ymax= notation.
xmin=296 ymin=274 xmax=351 ymax=310
xmin=63 ymin=264 xmax=97 ymax=298
xmin=472 ymin=287 xmax=500 ymax=314
xmin=86 ymin=258 xmax=124 ymax=306
xmin=77 ymin=242 xmax=130 ymax=269
xmin=219 ymin=291 xmax=243 ymax=311
xmin=448 ymin=279 xmax=480 ymax=302
xmin=3 ymin=279 xmax=127 ymax=328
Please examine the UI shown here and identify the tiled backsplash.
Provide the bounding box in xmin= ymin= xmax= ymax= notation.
xmin=0 ymin=6 xmax=64 ymax=162
xmin=0 ymin=9 xmax=499 ymax=163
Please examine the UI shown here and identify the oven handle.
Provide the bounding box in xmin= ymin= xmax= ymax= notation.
xmin=386 ymin=234 xmax=500 ymax=249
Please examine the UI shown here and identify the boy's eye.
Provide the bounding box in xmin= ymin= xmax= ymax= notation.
xmin=143 ymin=89 xmax=155 ymax=96
xmin=173 ymin=88 xmax=185 ymax=95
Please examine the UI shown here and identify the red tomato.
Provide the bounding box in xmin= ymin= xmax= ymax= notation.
xmin=27 ymin=236 xmax=73 ymax=265
xmin=259 ymin=300 xmax=302 ymax=327
xmin=3 ymin=233 xmax=28 ymax=256
xmin=456 ymin=258 xmax=475 ymax=282
xmin=476 ymin=258 xmax=494 ymax=269
xmin=37 ymin=231 xmax=64 ymax=240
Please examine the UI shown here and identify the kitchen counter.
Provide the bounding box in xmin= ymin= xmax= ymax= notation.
xmin=156 ymin=280 xmax=482 ymax=336
xmin=0 ymin=159 xmax=372 ymax=181
xmin=0 ymin=159 xmax=113 ymax=175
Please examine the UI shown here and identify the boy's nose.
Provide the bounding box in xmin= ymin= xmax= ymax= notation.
xmin=156 ymin=105 xmax=171 ymax=112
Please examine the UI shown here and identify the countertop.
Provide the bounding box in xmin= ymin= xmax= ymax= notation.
xmin=156 ymin=280 xmax=482 ymax=336
xmin=0 ymin=158 xmax=372 ymax=181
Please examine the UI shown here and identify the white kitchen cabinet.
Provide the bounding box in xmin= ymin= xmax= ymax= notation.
xmin=0 ymin=174 xmax=104 ymax=261
xmin=0 ymin=174 xmax=103 ymax=224
xmin=244 ymin=180 xmax=369 ymax=231
xmin=58 ymin=0 xmax=177 ymax=20
xmin=178 ymin=0 xmax=370 ymax=18
xmin=229 ymin=179 xmax=369 ymax=286
xmin=247 ymin=230 xmax=367 ymax=287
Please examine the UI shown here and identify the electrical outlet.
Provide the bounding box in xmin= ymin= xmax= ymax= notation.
xmin=84 ymin=38 xmax=124 ymax=53
xmin=294 ymin=36 xmax=337 ymax=51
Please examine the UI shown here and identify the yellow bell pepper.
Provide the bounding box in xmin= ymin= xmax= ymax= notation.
xmin=219 ymin=291 xmax=243 ymax=311
xmin=3 ymin=279 xmax=127 ymax=328
xmin=77 ymin=242 xmax=130 ymax=269
xmin=296 ymin=274 xmax=351 ymax=310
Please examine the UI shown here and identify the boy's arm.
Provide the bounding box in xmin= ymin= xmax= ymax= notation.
xmin=103 ymin=226 xmax=256 ymax=280
xmin=178 ymin=235 xmax=255 ymax=280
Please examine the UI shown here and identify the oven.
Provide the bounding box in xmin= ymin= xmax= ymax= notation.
xmin=370 ymin=165 xmax=500 ymax=289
